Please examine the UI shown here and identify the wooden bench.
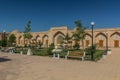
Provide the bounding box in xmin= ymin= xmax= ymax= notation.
xmin=65 ymin=51 xmax=86 ymax=61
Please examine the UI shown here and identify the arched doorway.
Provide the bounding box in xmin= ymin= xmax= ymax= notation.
xmin=56 ymin=35 xmax=64 ymax=44
xmin=42 ymin=35 xmax=48 ymax=47
xmin=85 ymin=34 xmax=92 ymax=47
xmin=36 ymin=35 xmax=41 ymax=43
xmin=53 ymin=31 xmax=65 ymax=46
xmin=19 ymin=36 xmax=24 ymax=45
xmin=85 ymin=34 xmax=91 ymax=47
xmin=113 ymin=34 xmax=120 ymax=47
xmin=95 ymin=33 xmax=106 ymax=48
xmin=110 ymin=32 xmax=120 ymax=48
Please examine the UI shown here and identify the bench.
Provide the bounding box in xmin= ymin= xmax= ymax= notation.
xmin=65 ymin=51 xmax=86 ymax=61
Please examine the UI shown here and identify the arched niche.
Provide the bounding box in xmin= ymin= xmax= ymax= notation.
xmin=110 ymin=32 xmax=120 ymax=47
xmin=53 ymin=31 xmax=65 ymax=45
xmin=42 ymin=35 xmax=49 ymax=47
xmin=95 ymin=32 xmax=106 ymax=47
xmin=85 ymin=33 xmax=92 ymax=47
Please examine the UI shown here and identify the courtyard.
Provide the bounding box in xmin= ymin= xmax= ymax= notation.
xmin=0 ymin=48 xmax=120 ymax=80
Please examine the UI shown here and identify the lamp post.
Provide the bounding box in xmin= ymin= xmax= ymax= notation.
xmin=106 ymin=32 xmax=108 ymax=54
xmin=91 ymin=22 xmax=95 ymax=61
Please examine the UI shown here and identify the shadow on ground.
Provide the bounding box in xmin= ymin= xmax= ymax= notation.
xmin=0 ymin=56 xmax=11 ymax=62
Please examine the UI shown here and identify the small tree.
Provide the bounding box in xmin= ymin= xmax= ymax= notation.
xmin=47 ymin=43 xmax=54 ymax=55
xmin=72 ymin=20 xmax=86 ymax=49
xmin=64 ymin=33 xmax=71 ymax=43
xmin=37 ymin=41 xmax=43 ymax=49
xmin=23 ymin=20 xmax=32 ymax=46
xmin=8 ymin=34 xmax=16 ymax=46
xmin=64 ymin=33 xmax=71 ymax=48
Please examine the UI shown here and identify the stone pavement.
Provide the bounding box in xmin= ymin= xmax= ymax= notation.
xmin=0 ymin=48 xmax=120 ymax=80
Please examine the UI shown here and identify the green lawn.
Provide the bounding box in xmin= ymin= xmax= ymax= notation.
xmin=14 ymin=47 xmax=105 ymax=61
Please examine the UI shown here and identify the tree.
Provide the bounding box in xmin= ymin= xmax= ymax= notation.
xmin=23 ymin=20 xmax=32 ymax=45
xmin=8 ymin=34 xmax=16 ymax=46
xmin=37 ymin=41 xmax=43 ymax=49
xmin=64 ymin=33 xmax=71 ymax=48
xmin=64 ymin=33 xmax=71 ymax=43
xmin=72 ymin=20 xmax=86 ymax=49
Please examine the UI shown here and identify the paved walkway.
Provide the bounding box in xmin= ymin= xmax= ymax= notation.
xmin=0 ymin=48 xmax=120 ymax=80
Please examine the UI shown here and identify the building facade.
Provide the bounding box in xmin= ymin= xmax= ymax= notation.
xmin=4 ymin=26 xmax=120 ymax=48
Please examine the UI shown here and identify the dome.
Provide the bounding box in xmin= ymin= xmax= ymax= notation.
xmin=11 ymin=30 xmax=20 ymax=34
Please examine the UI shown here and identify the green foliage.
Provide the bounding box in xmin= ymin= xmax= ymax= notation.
xmin=72 ymin=20 xmax=86 ymax=48
xmin=73 ymin=20 xmax=86 ymax=40
xmin=24 ymin=20 xmax=31 ymax=33
xmin=14 ymin=48 xmax=28 ymax=54
xmin=47 ymin=43 xmax=54 ymax=55
xmin=32 ymin=48 xmax=49 ymax=56
xmin=0 ymin=40 xmax=2 ymax=46
xmin=23 ymin=33 xmax=32 ymax=39
xmin=36 ymin=41 xmax=43 ymax=48
xmin=64 ymin=33 xmax=71 ymax=43
xmin=85 ymin=44 xmax=98 ymax=55
xmin=94 ymin=50 xmax=105 ymax=61
xmin=75 ymin=20 xmax=83 ymax=28
xmin=85 ymin=44 xmax=106 ymax=61
xmin=8 ymin=34 xmax=16 ymax=46
xmin=73 ymin=43 xmax=80 ymax=50
xmin=14 ymin=45 xmax=105 ymax=61
xmin=23 ymin=20 xmax=32 ymax=39
xmin=0 ymin=40 xmax=7 ymax=47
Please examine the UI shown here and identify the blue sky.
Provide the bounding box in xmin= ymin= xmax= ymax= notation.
xmin=0 ymin=0 xmax=120 ymax=32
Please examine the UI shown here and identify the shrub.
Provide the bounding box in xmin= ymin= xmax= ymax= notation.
xmin=32 ymin=48 xmax=49 ymax=56
xmin=94 ymin=50 xmax=105 ymax=61
xmin=47 ymin=43 xmax=54 ymax=55
xmin=85 ymin=44 xmax=98 ymax=55
xmin=85 ymin=44 xmax=106 ymax=61
xmin=73 ymin=43 xmax=80 ymax=50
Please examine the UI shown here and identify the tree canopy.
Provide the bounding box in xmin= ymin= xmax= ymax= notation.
xmin=73 ymin=20 xmax=86 ymax=40
xmin=8 ymin=34 xmax=16 ymax=46
xmin=23 ymin=20 xmax=32 ymax=39
xmin=72 ymin=20 xmax=86 ymax=48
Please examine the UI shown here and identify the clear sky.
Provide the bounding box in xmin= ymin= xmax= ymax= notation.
xmin=0 ymin=0 xmax=120 ymax=32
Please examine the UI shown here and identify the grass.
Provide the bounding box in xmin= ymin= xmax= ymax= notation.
xmin=14 ymin=47 xmax=105 ymax=61
xmin=32 ymin=48 xmax=49 ymax=56
xmin=94 ymin=50 xmax=106 ymax=61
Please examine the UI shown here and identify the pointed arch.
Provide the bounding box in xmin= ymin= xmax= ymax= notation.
xmin=84 ymin=33 xmax=92 ymax=47
xmin=53 ymin=31 xmax=65 ymax=38
xmin=42 ymin=34 xmax=48 ymax=39
xmin=53 ymin=31 xmax=65 ymax=45
xmin=110 ymin=32 xmax=120 ymax=37
xmin=110 ymin=32 xmax=120 ymax=47
xmin=18 ymin=36 xmax=24 ymax=45
xmin=95 ymin=32 xmax=107 ymax=47
xmin=42 ymin=34 xmax=49 ymax=47
xmin=36 ymin=35 xmax=41 ymax=43
xmin=85 ymin=33 xmax=92 ymax=39
xmin=95 ymin=32 xmax=107 ymax=38
xmin=85 ymin=33 xmax=92 ymax=37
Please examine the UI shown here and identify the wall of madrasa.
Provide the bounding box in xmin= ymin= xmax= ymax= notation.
xmin=9 ymin=26 xmax=120 ymax=48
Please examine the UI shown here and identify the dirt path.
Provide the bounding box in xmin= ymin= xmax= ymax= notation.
xmin=0 ymin=48 xmax=120 ymax=80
